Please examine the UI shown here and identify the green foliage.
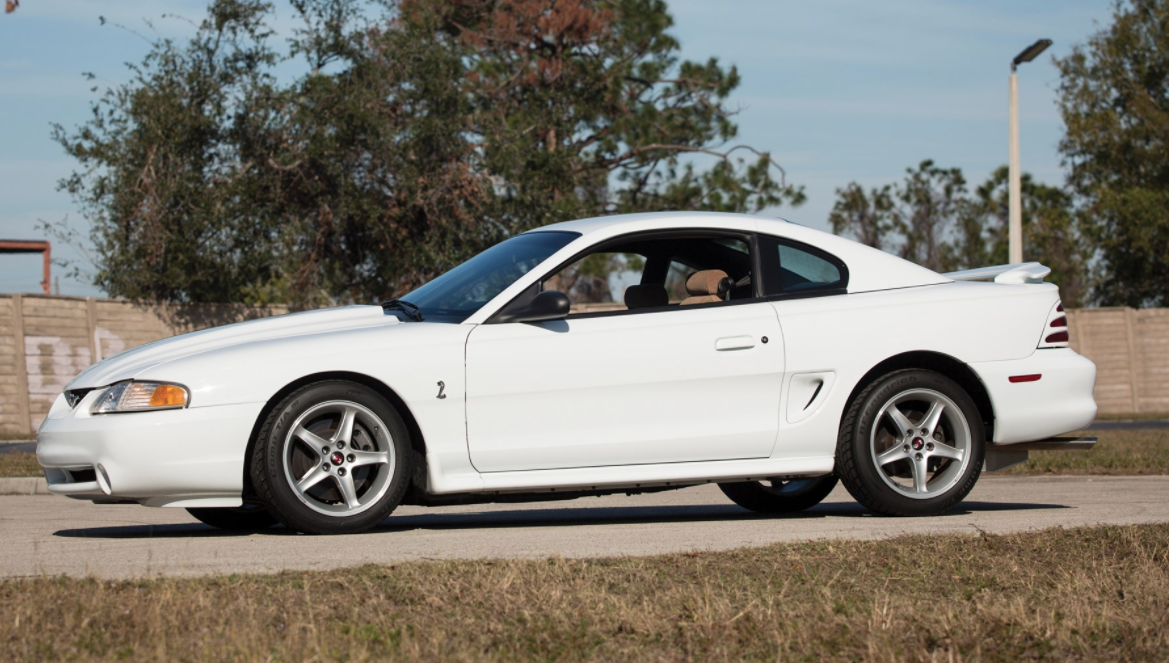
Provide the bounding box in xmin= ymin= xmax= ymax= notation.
xmin=1055 ymin=0 xmax=1169 ymax=306
xmin=51 ymin=0 xmax=801 ymax=306
xmin=829 ymin=162 xmax=1090 ymax=305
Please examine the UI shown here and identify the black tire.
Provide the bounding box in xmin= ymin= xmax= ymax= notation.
xmin=186 ymin=505 xmax=278 ymax=531
xmin=837 ymin=368 xmax=985 ymax=516
xmin=250 ymin=380 xmax=412 ymax=535
xmin=718 ymin=475 xmax=839 ymax=514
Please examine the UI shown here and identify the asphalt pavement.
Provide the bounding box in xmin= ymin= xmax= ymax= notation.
xmin=1 ymin=476 xmax=1166 ymax=579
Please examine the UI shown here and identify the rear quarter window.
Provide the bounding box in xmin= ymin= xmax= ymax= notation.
xmin=760 ymin=235 xmax=849 ymax=297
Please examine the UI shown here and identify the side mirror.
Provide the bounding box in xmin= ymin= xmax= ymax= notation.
xmin=503 ymin=290 xmax=571 ymax=324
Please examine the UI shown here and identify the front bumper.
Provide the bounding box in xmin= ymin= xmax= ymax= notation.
xmin=36 ymin=391 xmax=264 ymax=507
xmin=970 ymin=348 xmax=1098 ymax=444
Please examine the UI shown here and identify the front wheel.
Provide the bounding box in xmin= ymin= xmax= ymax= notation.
xmin=250 ymin=381 xmax=412 ymax=535
xmin=836 ymin=369 xmax=985 ymax=516
xmin=719 ymin=475 xmax=839 ymax=514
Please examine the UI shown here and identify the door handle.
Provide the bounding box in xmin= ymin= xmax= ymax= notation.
xmin=715 ymin=336 xmax=755 ymax=351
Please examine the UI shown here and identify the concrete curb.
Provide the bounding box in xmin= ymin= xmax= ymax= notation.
xmin=0 ymin=477 xmax=49 ymax=495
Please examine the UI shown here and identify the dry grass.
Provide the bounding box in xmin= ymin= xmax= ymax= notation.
xmin=1004 ymin=429 xmax=1169 ymax=475
xmin=2 ymin=524 xmax=1168 ymax=662
xmin=0 ymin=451 xmax=41 ymax=478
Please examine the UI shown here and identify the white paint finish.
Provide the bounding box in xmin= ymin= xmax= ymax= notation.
xmin=785 ymin=372 xmax=835 ymax=424
xmin=67 ymin=305 xmax=396 ymax=390
xmin=37 ymin=395 xmax=264 ymax=498
xmin=31 ymin=212 xmax=1098 ymax=510
xmin=465 ymin=303 xmax=784 ymax=472
xmin=971 ymin=349 xmax=1098 ymax=444
xmin=768 ymin=279 xmax=1066 ymax=458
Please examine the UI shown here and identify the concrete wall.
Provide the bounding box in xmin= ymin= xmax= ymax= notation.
xmin=0 ymin=295 xmax=289 ymax=437
xmin=0 ymin=294 xmax=1164 ymax=437
xmin=1067 ymin=307 xmax=1169 ymax=415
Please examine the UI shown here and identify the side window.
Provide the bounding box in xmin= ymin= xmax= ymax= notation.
xmin=544 ymin=252 xmax=647 ymax=313
xmin=541 ymin=234 xmax=755 ymax=315
xmin=761 ymin=236 xmax=847 ymax=296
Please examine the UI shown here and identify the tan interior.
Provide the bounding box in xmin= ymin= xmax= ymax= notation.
xmin=680 ymin=269 xmax=728 ymax=306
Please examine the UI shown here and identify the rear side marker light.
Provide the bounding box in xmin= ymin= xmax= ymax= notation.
xmin=1045 ymin=331 xmax=1069 ymax=343
xmin=1009 ymin=374 xmax=1042 ymax=383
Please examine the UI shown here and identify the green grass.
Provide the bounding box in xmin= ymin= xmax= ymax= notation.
xmin=2 ymin=524 xmax=1167 ymax=661
xmin=1003 ymin=428 xmax=1169 ymax=475
xmin=0 ymin=451 xmax=42 ymax=478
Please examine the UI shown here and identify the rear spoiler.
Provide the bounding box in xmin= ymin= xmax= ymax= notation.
xmin=943 ymin=262 xmax=1051 ymax=285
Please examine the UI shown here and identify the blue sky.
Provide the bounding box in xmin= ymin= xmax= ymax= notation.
xmin=0 ymin=0 xmax=1114 ymax=296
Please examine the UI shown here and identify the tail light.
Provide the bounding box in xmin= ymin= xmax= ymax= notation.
xmin=1038 ymin=300 xmax=1069 ymax=348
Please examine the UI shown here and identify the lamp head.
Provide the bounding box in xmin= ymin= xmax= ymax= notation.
xmin=1012 ymin=39 xmax=1053 ymax=71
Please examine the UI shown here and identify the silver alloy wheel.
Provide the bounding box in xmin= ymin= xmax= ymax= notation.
xmin=869 ymin=388 xmax=971 ymax=499
xmin=281 ymin=400 xmax=396 ymax=517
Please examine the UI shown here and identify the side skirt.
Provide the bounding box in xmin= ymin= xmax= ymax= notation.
xmin=425 ymin=454 xmax=835 ymax=496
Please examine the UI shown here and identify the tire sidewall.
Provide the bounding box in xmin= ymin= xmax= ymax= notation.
xmin=255 ymin=381 xmax=411 ymax=534
xmin=719 ymin=475 xmax=839 ymax=514
xmin=846 ymin=370 xmax=985 ymax=516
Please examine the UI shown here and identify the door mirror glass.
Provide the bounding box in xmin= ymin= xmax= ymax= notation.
xmin=499 ymin=290 xmax=571 ymax=323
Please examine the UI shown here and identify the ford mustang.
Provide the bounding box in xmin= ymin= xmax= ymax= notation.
xmin=37 ymin=212 xmax=1097 ymax=534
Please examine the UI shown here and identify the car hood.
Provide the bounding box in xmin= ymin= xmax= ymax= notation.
xmin=67 ymin=305 xmax=401 ymax=390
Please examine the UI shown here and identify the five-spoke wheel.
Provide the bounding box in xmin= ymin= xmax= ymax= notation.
xmin=283 ymin=401 xmax=396 ymax=516
xmin=869 ymin=389 xmax=971 ymax=498
xmin=837 ymin=369 xmax=984 ymax=516
xmin=251 ymin=381 xmax=411 ymax=534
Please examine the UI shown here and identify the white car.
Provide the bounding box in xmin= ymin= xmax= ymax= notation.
xmin=37 ymin=212 xmax=1097 ymax=534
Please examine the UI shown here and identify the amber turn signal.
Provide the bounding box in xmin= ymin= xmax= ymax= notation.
xmin=149 ymin=384 xmax=188 ymax=407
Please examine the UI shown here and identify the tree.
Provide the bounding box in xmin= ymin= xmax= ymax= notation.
xmin=829 ymin=162 xmax=1091 ymax=306
xmin=828 ymin=182 xmax=894 ymax=251
xmin=1055 ymin=0 xmax=1169 ymax=306
xmin=830 ymin=160 xmax=967 ymax=272
xmin=892 ymin=160 xmax=967 ymax=272
xmin=52 ymin=0 xmax=802 ymax=306
xmin=958 ymin=167 xmax=1091 ymax=307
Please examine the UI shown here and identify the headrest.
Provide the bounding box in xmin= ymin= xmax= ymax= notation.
xmin=624 ymin=284 xmax=668 ymax=310
xmin=685 ymin=270 xmax=731 ymax=296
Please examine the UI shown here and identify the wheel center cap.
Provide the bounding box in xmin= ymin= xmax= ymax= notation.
xmin=330 ymin=451 xmax=345 ymax=466
xmin=911 ymin=437 xmax=925 ymax=450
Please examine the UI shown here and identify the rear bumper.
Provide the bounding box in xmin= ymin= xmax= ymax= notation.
xmin=970 ymin=348 xmax=1097 ymax=444
xmin=36 ymin=391 xmax=262 ymax=507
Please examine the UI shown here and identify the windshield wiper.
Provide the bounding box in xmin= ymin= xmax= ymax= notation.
xmin=381 ymin=299 xmax=424 ymax=322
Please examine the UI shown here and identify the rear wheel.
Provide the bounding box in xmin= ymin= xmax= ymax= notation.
xmin=250 ymin=381 xmax=412 ymax=535
xmin=186 ymin=504 xmax=277 ymax=531
xmin=837 ymin=369 xmax=984 ymax=516
xmin=718 ymin=475 xmax=839 ymax=514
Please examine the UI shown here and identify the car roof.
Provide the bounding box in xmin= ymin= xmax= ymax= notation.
xmin=530 ymin=211 xmax=951 ymax=294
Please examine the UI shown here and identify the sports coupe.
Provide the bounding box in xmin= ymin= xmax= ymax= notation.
xmin=37 ymin=212 xmax=1097 ymax=534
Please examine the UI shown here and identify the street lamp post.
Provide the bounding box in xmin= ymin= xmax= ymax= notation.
xmin=1008 ymin=39 xmax=1052 ymax=264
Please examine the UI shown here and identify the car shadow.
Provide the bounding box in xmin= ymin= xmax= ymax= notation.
xmin=53 ymin=499 xmax=1069 ymax=539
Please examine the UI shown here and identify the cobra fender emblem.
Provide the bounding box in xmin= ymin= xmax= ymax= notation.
xmin=436 ymin=381 xmax=446 ymax=399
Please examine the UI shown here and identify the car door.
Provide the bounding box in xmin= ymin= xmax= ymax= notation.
xmin=464 ymin=232 xmax=785 ymax=473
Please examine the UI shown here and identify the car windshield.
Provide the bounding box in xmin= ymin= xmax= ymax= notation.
xmin=398 ymin=231 xmax=580 ymax=323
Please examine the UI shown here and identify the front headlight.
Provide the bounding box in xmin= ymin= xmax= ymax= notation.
xmin=91 ymin=381 xmax=190 ymax=414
